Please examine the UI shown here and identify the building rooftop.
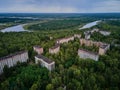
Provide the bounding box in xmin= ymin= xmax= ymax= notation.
xmin=100 ymin=30 xmax=111 ymax=33
xmin=78 ymin=49 xmax=98 ymax=56
xmin=74 ymin=34 xmax=81 ymax=36
xmin=35 ymin=55 xmax=54 ymax=64
xmin=33 ymin=45 xmax=42 ymax=49
xmin=50 ymin=44 xmax=60 ymax=49
xmin=0 ymin=51 xmax=28 ymax=61
xmin=57 ymin=36 xmax=74 ymax=41
xmin=100 ymin=44 xmax=109 ymax=49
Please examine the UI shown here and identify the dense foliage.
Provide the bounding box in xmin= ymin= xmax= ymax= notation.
xmin=1 ymin=63 xmax=49 ymax=90
xmin=24 ymin=19 xmax=94 ymax=31
xmin=0 ymin=36 xmax=120 ymax=90
xmin=0 ymin=14 xmax=120 ymax=90
xmin=91 ymin=20 xmax=120 ymax=44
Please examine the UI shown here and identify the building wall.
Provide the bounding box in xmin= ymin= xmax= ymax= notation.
xmin=74 ymin=34 xmax=81 ymax=38
xmin=78 ymin=50 xmax=99 ymax=61
xmin=7 ymin=58 xmax=13 ymax=67
xmin=85 ymin=34 xmax=91 ymax=40
xmin=99 ymin=45 xmax=110 ymax=55
xmin=80 ymin=39 xmax=103 ymax=47
xmin=48 ymin=63 xmax=55 ymax=71
xmin=33 ymin=47 xmax=43 ymax=54
xmin=99 ymin=31 xmax=111 ymax=36
xmin=0 ymin=51 xmax=28 ymax=74
xmin=49 ymin=46 xmax=60 ymax=54
xmin=35 ymin=56 xmax=55 ymax=71
xmin=99 ymin=48 xmax=106 ymax=55
xmin=57 ymin=37 xmax=74 ymax=44
xmin=80 ymin=39 xmax=110 ymax=55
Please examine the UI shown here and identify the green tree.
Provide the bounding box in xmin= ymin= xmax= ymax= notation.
xmin=46 ymin=84 xmax=54 ymax=90
xmin=30 ymin=83 xmax=38 ymax=90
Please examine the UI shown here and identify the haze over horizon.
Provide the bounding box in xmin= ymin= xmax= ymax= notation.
xmin=0 ymin=0 xmax=120 ymax=13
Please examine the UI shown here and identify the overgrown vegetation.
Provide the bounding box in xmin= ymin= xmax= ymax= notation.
xmin=0 ymin=14 xmax=120 ymax=90
xmin=91 ymin=20 xmax=120 ymax=44
xmin=24 ymin=19 xmax=94 ymax=31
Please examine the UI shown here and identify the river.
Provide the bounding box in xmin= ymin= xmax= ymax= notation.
xmin=0 ymin=20 xmax=101 ymax=33
xmin=79 ymin=20 xmax=101 ymax=30
xmin=0 ymin=24 xmax=29 ymax=33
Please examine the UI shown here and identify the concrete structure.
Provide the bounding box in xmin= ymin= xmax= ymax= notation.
xmin=35 ymin=55 xmax=55 ymax=71
xmin=91 ymin=28 xmax=99 ymax=33
xmin=49 ymin=36 xmax=53 ymax=40
xmin=56 ymin=36 xmax=74 ymax=44
xmin=33 ymin=45 xmax=43 ymax=54
xmin=85 ymin=33 xmax=91 ymax=39
xmin=86 ymin=28 xmax=110 ymax=36
xmin=74 ymin=34 xmax=81 ymax=39
xmin=99 ymin=44 xmax=110 ymax=55
xmin=80 ymin=39 xmax=104 ymax=47
xmin=49 ymin=44 xmax=60 ymax=54
xmin=78 ymin=49 xmax=99 ymax=61
xmin=80 ymin=39 xmax=110 ymax=55
xmin=99 ymin=31 xmax=111 ymax=36
xmin=84 ymin=31 xmax=91 ymax=40
xmin=84 ymin=29 xmax=110 ymax=40
xmin=0 ymin=51 xmax=28 ymax=74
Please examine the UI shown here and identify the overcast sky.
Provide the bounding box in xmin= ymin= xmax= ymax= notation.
xmin=0 ymin=0 xmax=120 ymax=13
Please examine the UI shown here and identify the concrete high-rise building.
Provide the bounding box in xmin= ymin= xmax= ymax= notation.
xmin=80 ymin=39 xmax=110 ymax=55
xmin=35 ymin=55 xmax=55 ymax=71
xmin=33 ymin=45 xmax=43 ymax=54
xmin=0 ymin=51 xmax=28 ymax=74
xmin=85 ymin=33 xmax=91 ymax=40
xmin=78 ymin=49 xmax=99 ymax=61
xmin=49 ymin=44 xmax=60 ymax=54
xmin=99 ymin=44 xmax=110 ymax=55
xmin=74 ymin=34 xmax=81 ymax=39
xmin=99 ymin=31 xmax=111 ymax=36
xmin=56 ymin=36 xmax=74 ymax=44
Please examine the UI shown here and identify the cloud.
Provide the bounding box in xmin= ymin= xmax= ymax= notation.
xmin=88 ymin=0 xmax=120 ymax=13
xmin=0 ymin=0 xmax=120 ymax=13
xmin=4 ymin=6 xmax=78 ymax=13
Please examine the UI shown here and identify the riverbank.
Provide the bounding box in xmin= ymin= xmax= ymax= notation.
xmin=0 ymin=20 xmax=101 ymax=33
xmin=0 ymin=24 xmax=29 ymax=33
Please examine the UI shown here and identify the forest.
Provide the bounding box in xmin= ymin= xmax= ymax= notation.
xmin=0 ymin=15 xmax=120 ymax=90
xmin=24 ymin=18 xmax=96 ymax=31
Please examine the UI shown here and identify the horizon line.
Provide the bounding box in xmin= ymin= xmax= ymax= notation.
xmin=0 ymin=12 xmax=120 ymax=14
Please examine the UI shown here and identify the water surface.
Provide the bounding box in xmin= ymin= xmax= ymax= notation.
xmin=80 ymin=20 xmax=101 ymax=30
xmin=1 ymin=24 xmax=29 ymax=33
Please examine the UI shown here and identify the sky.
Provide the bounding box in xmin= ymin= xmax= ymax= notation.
xmin=0 ymin=0 xmax=120 ymax=13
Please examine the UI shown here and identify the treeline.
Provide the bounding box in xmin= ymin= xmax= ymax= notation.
xmin=24 ymin=19 xmax=94 ymax=31
xmin=0 ymin=18 xmax=38 ymax=23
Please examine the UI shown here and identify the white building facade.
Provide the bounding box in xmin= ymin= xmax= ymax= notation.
xmin=74 ymin=34 xmax=81 ymax=39
xmin=35 ymin=55 xmax=55 ymax=71
xmin=49 ymin=44 xmax=60 ymax=54
xmin=0 ymin=51 xmax=28 ymax=74
xmin=33 ymin=46 xmax=43 ymax=54
xmin=78 ymin=49 xmax=99 ymax=61
xmin=56 ymin=36 xmax=74 ymax=44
